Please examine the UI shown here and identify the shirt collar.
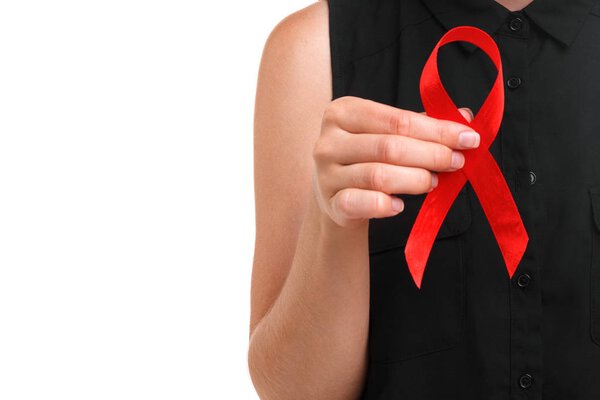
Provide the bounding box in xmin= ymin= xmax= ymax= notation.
xmin=421 ymin=0 xmax=598 ymax=54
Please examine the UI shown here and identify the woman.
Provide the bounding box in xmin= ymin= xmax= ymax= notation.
xmin=247 ymin=0 xmax=600 ymax=398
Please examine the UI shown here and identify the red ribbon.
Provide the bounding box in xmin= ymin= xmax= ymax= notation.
xmin=404 ymin=26 xmax=529 ymax=289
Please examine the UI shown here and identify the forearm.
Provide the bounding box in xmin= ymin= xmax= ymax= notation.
xmin=248 ymin=191 xmax=371 ymax=400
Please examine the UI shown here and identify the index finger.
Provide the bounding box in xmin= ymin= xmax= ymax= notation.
xmin=328 ymin=96 xmax=480 ymax=150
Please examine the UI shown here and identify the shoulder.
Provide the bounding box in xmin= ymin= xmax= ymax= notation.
xmin=270 ymin=1 xmax=329 ymax=36
xmin=267 ymin=1 xmax=329 ymax=43
xmin=259 ymin=1 xmax=330 ymax=84
xmin=254 ymin=0 xmax=332 ymax=138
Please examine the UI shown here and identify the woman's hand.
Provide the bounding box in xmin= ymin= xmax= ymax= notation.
xmin=311 ymin=95 xmax=478 ymax=229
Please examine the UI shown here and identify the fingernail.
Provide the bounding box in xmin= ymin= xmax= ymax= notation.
xmin=451 ymin=151 xmax=464 ymax=169
xmin=391 ymin=197 xmax=404 ymax=212
xmin=458 ymin=131 xmax=480 ymax=148
xmin=431 ymin=173 xmax=438 ymax=188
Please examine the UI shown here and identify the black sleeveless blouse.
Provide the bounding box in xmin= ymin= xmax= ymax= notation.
xmin=327 ymin=0 xmax=600 ymax=398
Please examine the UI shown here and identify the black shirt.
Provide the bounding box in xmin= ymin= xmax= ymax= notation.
xmin=327 ymin=0 xmax=600 ymax=398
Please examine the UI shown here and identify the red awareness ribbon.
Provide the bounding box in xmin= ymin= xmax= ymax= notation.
xmin=404 ymin=26 xmax=529 ymax=289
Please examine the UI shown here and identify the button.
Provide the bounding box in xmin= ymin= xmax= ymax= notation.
xmin=529 ymin=171 xmax=536 ymax=185
xmin=509 ymin=16 xmax=523 ymax=31
xmin=507 ymin=77 xmax=522 ymax=89
xmin=519 ymin=373 xmax=533 ymax=389
xmin=517 ymin=273 xmax=531 ymax=288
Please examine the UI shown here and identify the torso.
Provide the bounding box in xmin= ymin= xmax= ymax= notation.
xmin=328 ymin=0 xmax=600 ymax=397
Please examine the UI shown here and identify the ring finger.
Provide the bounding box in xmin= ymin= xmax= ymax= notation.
xmin=326 ymin=162 xmax=438 ymax=197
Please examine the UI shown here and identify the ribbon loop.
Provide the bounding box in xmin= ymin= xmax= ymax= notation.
xmin=404 ymin=26 xmax=529 ymax=289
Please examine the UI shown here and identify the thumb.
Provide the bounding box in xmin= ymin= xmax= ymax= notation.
xmin=458 ymin=107 xmax=474 ymax=123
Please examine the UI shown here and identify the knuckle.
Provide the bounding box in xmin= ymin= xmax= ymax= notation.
xmin=373 ymin=193 xmax=386 ymax=215
xmin=336 ymin=189 xmax=353 ymax=215
xmin=323 ymin=100 xmax=346 ymax=125
xmin=334 ymin=95 xmax=354 ymax=105
xmin=367 ymin=164 xmax=386 ymax=192
xmin=433 ymin=120 xmax=447 ymax=144
xmin=441 ymin=123 xmax=458 ymax=145
xmin=322 ymin=106 xmax=337 ymax=126
xmin=312 ymin=138 xmax=330 ymax=162
xmin=432 ymin=145 xmax=452 ymax=170
xmin=418 ymin=169 xmax=433 ymax=190
xmin=388 ymin=110 xmax=411 ymax=135
xmin=379 ymin=136 xmax=399 ymax=164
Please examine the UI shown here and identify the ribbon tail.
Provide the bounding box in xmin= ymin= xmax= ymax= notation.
xmin=466 ymin=153 xmax=529 ymax=278
xmin=405 ymin=172 xmax=464 ymax=288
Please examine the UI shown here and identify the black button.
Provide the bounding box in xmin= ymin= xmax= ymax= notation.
xmin=517 ymin=273 xmax=531 ymax=288
xmin=509 ymin=17 xmax=523 ymax=31
xmin=519 ymin=373 xmax=533 ymax=389
xmin=529 ymin=171 xmax=536 ymax=185
xmin=507 ymin=77 xmax=522 ymax=89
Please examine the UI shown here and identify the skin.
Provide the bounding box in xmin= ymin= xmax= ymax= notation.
xmin=496 ymin=0 xmax=534 ymax=11
xmin=248 ymin=0 xmax=528 ymax=398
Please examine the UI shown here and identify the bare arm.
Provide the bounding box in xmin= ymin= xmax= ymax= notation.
xmin=248 ymin=3 xmax=368 ymax=399
xmin=247 ymin=2 xmax=479 ymax=399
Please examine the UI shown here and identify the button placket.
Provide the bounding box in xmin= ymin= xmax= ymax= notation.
xmin=499 ymin=12 xmax=543 ymax=399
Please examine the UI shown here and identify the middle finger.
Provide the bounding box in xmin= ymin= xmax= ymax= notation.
xmin=333 ymin=132 xmax=465 ymax=171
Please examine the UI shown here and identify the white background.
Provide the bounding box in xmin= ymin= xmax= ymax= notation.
xmin=0 ymin=0 xmax=314 ymax=398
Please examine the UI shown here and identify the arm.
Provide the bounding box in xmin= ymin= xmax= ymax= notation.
xmin=247 ymin=2 xmax=370 ymax=399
